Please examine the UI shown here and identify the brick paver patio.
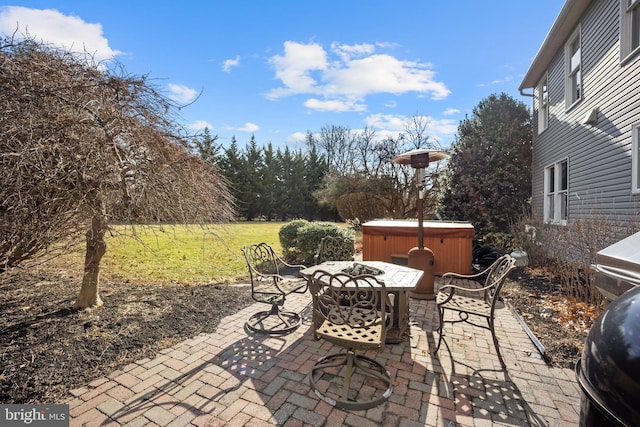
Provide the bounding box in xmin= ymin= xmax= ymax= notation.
xmin=66 ymin=280 xmax=581 ymax=426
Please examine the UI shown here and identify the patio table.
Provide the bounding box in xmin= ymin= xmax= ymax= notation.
xmin=300 ymin=261 xmax=423 ymax=343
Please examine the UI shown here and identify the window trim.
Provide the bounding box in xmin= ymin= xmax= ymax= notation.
xmin=544 ymin=159 xmax=569 ymax=225
xmin=621 ymin=0 xmax=640 ymax=63
xmin=564 ymin=26 xmax=582 ymax=110
xmin=537 ymin=73 xmax=549 ymax=134
xmin=633 ymin=123 xmax=640 ymax=194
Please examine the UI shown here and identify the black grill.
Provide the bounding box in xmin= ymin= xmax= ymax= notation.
xmin=576 ymin=285 xmax=640 ymax=426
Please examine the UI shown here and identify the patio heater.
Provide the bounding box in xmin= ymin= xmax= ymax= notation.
xmin=392 ymin=148 xmax=450 ymax=299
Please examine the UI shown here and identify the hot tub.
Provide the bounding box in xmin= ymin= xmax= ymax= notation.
xmin=362 ymin=220 xmax=474 ymax=275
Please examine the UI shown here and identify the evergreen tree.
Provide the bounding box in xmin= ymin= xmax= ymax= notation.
xmin=260 ymin=143 xmax=280 ymax=220
xmin=242 ymin=136 xmax=264 ymax=220
xmin=439 ymin=93 xmax=532 ymax=239
xmin=289 ymin=150 xmax=308 ymax=218
xmin=304 ymin=144 xmax=330 ymax=219
xmin=217 ymin=137 xmax=244 ymax=213
xmin=194 ymin=127 xmax=221 ymax=166
xmin=277 ymin=147 xmax=306 ymax=219
xmin=274 ymin=146 xmax=288 ymax=220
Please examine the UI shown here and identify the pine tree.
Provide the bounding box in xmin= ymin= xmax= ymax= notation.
xmin=439 ymin=93 xmax=532 ymax=239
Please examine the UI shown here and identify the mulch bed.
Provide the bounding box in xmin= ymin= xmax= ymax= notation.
xmin=0 ymin=265 xmax=254 ymax=404
xmin=0 ymin=262 xmax=599 ymax=404
xmin=501 ymin=267 xmax=601 ymax=369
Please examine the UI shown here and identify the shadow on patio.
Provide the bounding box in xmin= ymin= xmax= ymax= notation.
xmin=67 ymin=286 xmax=580 ymax=426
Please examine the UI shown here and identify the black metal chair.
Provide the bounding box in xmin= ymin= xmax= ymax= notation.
xmin=242 ymin=243 xmax=307 ymax=334
xmin=308 ymin=270 xmax=393 ymax=410
xmin=314 ymin=235 xmax=355 ymax=265
xmin=435 ymin=254 xmax=517 ymax=368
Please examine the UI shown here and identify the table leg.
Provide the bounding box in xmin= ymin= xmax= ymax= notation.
xmin=385 ymin=290 xmax=409 ymax=344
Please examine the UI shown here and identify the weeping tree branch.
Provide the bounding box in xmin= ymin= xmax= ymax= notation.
xmin=1 ymin=35 xmax=235 ymax=308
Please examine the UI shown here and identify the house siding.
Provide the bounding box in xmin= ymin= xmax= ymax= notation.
xmin=532 ymin=0 xmax=640 ymax=224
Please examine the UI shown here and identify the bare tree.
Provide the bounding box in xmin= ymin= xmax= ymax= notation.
xmin=1 ymin=36 xmax=235 ymax=308
xmin=309 ymin=117 xmax=447 ymax=222
xmin=403 ymin=114 xmax=433 ymax=149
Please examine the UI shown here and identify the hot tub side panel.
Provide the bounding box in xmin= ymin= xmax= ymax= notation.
xmin=362 ymin=221 xmax=473 ymax=275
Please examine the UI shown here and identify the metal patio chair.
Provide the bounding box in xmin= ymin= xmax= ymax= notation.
xmin=308 ymin=269 xmax=393 ymax=410
xmin=435 ymin=254 xmax=517 ymax=368
xmin=242 ymin=243 xmax=307 ymax=334
xmin=314 ymin=235 xmax=355 ymax=265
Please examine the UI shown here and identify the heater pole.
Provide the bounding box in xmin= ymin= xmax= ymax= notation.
xmin=391 ymin=148 xmax=450 ymax=300
xmin=416 ymin=167 xmax=424 ymax=249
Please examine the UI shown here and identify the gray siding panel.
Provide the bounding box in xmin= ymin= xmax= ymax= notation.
xmin=531 ymin=0 xmax=640 ymax=224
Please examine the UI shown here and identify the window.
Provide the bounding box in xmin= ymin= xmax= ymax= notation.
xmin=633 ymin=124 xmax=640 ymax=194
xmin=544 ymin=160 xmax=568 ymax=224
xmin=621 ymin=0 xmax=640 ymax=61
xmin=537 ymin=74 xmax=549 ymax=133
xmin=565 ymin=27 xmax=581 ymax=108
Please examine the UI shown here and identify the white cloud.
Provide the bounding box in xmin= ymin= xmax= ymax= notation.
xmin=478 ymin=75 xmax=514 ymax=87
xmin=167 ymin=84 xmax=198 ymax=104
xmin=365 ymin=113 xmax=408 ymax=131
xmin=188 ymin=120 xmax=214 ymax=131
xmin=237 ymin=122 xmax=259 ymax=133
xmin=0 ymin=6 xmax=121 ymax=62
xmin=287 ymin=132 xmax=308 ymax=144
xmin=304 ymin=98 xmax=366 ymax=113
xmin=443 ymin=108 xmax=460 ymax=116
xmin=267 ymin=41 xmax=327 ymax=98
xmin=428 ymin=118 xmax=458 ymax=139
xmin=330 ymin=42 xmax=375 ymax=62
xmin=222 ymin=55 xmax=240 ymax=72
xmin=365 ymin=113 xmax=457 ymax=145
xmin=266 ymin=41 xmax=450 ymax=113
xmin=325 ymin=54 xmax=449 ymax=98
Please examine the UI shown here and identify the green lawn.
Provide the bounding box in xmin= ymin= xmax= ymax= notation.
xmin=54 ymin=221 xmax=358 ymax=286
xmin=98 ymin=222 xmax=287 ymax=285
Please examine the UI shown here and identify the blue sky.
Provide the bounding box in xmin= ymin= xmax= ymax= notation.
xmin=1 ymin=1 xmax=565 ymax=150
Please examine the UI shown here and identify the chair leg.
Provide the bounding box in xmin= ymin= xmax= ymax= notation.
xmin=309 ymin=350 xmax=392 ymax=410
xmin=343 ymin=351 xmax=355 ymax=401
xmin=435 ymin=306 xmax=445 ymax=352
xmin=488 ymin=317 xmax=506 ymax=368
xmin=246 ymin=304 xmax=301 ymax=334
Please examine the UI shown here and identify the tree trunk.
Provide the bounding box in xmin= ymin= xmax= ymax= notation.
xmin=74 ymin=214 xmax=107 ymax=309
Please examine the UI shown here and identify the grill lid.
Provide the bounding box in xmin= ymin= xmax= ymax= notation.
xmin=577 ymin=285 xmax=640 ymax=426
xmin=593 ymin=232 xmax=640 ymax=301
xmin=594 ymin=231 xmax=640 ymax=283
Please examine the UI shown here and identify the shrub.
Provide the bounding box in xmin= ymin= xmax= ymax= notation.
xmin=481 ymin=232 xmax=514 ymax=253
xmin=279 ymin=219 xmax=310 ymax=258
xmin=509 ymin=213 xmax=640 ymax=305
xmin=279 ymin=220 xmax=354 ymax=265
xmin=297 ymin=223 xmax=355 ymax=265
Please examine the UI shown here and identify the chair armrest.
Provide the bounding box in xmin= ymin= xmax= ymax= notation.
xmin=253 ymin=272 xmax=287 ymax=293
xmin=437 ymin=280 xmax=499 ymax=305
xmin=274 ymin=253 xmax=307 ymax=273
xmin=256 ymin=272 xmax=285 ymax=281
xmin=437 ymin=282 xmax=488 ymax=305
xmin=441 ymin=263 xmax=493 ymax=287
xmin=438 ymin=283 xmax=491 ymax=294
xmin=262 ymin=272 xmax=308 ymax=295
xmin=285 ymin=262 xmax=307 ymax=270
xmin=442 ymin=268 xmax=489 ymax=282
